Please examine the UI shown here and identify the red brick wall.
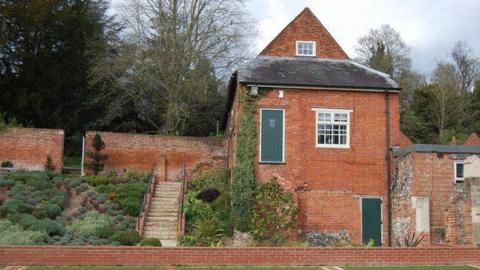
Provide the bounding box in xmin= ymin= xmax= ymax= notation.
xmin=85 ymin=132 xmax=227 ymax=180
xmin=464 ymin=133 xmax=480 ymax=146
xmin=250 ymin=88 xmax=399 ymax=243
xmin=0 ymin=128 xmax=64 ymax=172
xmin=1 ymin=246 xmax=480 ymax=266
xmin=259 ymin=8 xmax=348 ymax=59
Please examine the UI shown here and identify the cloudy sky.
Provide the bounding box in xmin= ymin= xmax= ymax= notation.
xmin=110 ymin=0 xmax=480 ymax=76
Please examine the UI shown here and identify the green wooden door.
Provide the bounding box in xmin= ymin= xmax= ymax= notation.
xmin=260 ymin=109 xmax=284 ymax=163
xmin=361 ymin=198 xmax=382 ymax=246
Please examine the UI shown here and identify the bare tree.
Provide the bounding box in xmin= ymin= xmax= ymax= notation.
xmin=431 ymin=62 xmax=462 ymax=137
xmin=355 ymin=24 xmax=411 ymax=80
xmin=91 ymin=0 xmax=255 ymax=135
xmin=451 ymin=41 xmax=480 ymax=93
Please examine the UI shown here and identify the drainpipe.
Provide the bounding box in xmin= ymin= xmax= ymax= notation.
xmin=385 ymin=90 xmax=392 ymax=247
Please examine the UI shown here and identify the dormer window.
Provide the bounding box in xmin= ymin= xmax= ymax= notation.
xmin=296 ymin=41 xmax=316 ymax=57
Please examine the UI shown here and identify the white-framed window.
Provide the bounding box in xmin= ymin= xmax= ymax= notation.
xmin=313 ymin=108 xmax=352 ymax=148
xmin=454 ymin=161 xmax=464 ymax=182
xmin=296 ymin=41 xmax=316 ymax=57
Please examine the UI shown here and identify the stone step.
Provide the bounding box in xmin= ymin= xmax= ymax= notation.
xmin=149 ymin=207 xmax=177 ymax=211
xmin=154 ymin=190 xmax=181 ymax=195
xmin=144 ymin=226 xmax=177 ymax=232
xmin=147 ymin=213 xmax=178 ymax=221
xmin=143 ymin=230 xmax=177 ymax=237
xmin=145 ymin=221 xmax=177 ymax=227
xmin=143 ymin=234 xmax=177 ymax=241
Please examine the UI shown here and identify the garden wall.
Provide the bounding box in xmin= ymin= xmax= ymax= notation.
xmin=1 ymin=246 xmax=480 ymax=266
xmin=85 ymin=131 xmax=227 ymax=180
xmin=0 ymin=128 xmax=64 ymax=172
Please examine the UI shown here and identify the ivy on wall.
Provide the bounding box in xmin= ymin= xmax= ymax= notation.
xmin=231 ymin=88 xmax=258 ymax=232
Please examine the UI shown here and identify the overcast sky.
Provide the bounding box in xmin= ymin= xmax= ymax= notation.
xmin=110 ymin=0 xmax=480 ymax=76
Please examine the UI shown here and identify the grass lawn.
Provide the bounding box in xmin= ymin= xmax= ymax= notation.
xmin=345 ymin=266 xmax=477 ymax=270
xmin=23 ymin=266 xmax=478 ymax=270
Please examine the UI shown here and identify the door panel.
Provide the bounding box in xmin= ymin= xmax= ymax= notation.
xmin=362 ymin=198 xmax=382 ymax=246
xmin=260 ymin=110 xmax=284 ymax=163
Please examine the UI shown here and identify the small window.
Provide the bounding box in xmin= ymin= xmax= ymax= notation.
xmin=314 ymin=109 xmax=352 ymax=148
xmin=454 ymin=161 xmax=464 ymax=182
xmin=296 ymin=41 xmax=316 ymax=56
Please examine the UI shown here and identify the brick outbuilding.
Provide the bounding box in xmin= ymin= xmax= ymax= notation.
xmin=224 ymin=8 xmax=402 ymax=246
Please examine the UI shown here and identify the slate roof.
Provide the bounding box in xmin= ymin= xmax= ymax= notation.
xmin=392 ymin=144 xmax=480 ymax=157
xmin=238 ymin=56 xmax=401 ymax=91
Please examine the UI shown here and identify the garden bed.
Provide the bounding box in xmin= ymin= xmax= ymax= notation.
xmin=0 ymin=170 xmax=151 ymax=246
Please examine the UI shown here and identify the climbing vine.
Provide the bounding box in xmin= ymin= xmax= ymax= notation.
xmin=231 ymin=89 xmax=258 ymax=232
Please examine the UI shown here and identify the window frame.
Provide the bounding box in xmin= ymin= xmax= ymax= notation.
xmin=454 ymin=160 xmax=465 ymax=182
xmin=296 ymin=41 xmax=316 ymax=57
xmin=312 ymin=108 xmax=352 ymax=149
xmin=259 ymin=108 xmax=286 ymax=164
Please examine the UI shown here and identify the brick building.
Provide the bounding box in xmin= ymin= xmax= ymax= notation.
xmin=224 ymin=8 xmax=402 ymax=246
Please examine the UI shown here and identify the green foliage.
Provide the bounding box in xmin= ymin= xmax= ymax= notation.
xmin=71 ymin=211 xmax=113 ymax=238
xmin=85 ymin=133 xmax=109 ymax=175
xmin=96 ymin=182 xmax=146 ymax=216
xmin=232 ymin=90 xmax=257 ymax=232
xmin=94 ymin=226 xmax=114 ymax=239
xmin=251 ymin=178 xmax=299 ymax=246
xmin=0 ymin=220 xmax=49 ymax=245
xmin=44 ymin=155 xmax=55 ymax=171
xmin=139 ymin=237 xmax=162 ymax=246
xmin=110 ymin=230 xmax=142 ymax=246
xmin=33 ymin=204 xmax=62 ymax=219
xmin=0 ymin=1 xmax=118 ymax=134
xmin=0 ymin=199 xmax=33 ymax=217
xmin=1 ymin=160 xmax=14 ymax=168
xmin=87 ymin=175 xmax=109 ymax=187
xmin=190 ymin=218 xmax=225 ymax=247
xmin=28 ymin=218 xmax=65 ymax=236
xmin=184 ymin=192 xmax=216 ymax=232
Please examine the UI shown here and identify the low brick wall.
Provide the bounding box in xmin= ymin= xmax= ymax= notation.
xmin=1 ymin=246 xmax=479 ymax=266
xmin=85 ymin=131 xmax=227 ymax=180
xmin=0 ymin=128 xmax=64 ymax=172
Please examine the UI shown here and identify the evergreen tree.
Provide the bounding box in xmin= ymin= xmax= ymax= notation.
xmin=85 ymin=133 xmax=108 ymax=175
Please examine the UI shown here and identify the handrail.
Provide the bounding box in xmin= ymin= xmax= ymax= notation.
xmin=136 ymin=164 xmax=157 ymax=234
xmin=177 ymin=164 xmax=187 ymax=235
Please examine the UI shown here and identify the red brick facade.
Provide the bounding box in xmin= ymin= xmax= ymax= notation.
xmin=1 ymin=246 xmax=480 ymax=267
xmin=0 ymin=128 xmax=64 ymax=172
xmin=259 ymin=8 xmax=349 ymax=59
xmin=85 ymin=131 xmax=227 ymax=181
xmin=393 ymin=152 xmax=474 ymax=245
xmin=464 ymin=133 xmax=480 ymax=146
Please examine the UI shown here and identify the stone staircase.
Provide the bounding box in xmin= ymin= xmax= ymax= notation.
xmin=143 ymin=181 xmax=183 ymax=247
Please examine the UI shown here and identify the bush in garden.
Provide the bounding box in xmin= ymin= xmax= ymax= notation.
xmin=190 ymin=218 xmax=225 ymax=246
xmin=110 ymin=230 xmax=142 ymax=246
xmin=71 ymin=210 xmax=113 ymax=238
xmin=196 ymin=188 xmax=221 ymax=203
xmin=0 ymin=199 xmax=33 ymax=217
xmin=1 ymin=160 xmax=13 ymax=168
xmin=183 ymin=192 xmax=216 ymax=232
xmin=44 ymin=155 xmax=55 ymax=171
xmin=139 ymin=237 xmax=162 ymax=246
xmin=76 ymin=183 xmax=89 ymax=193
xmin=94 ymin=226 xmax=114 ymax=239
xmin=117 ymin=197 xmax=141 ymax=216
xmin=33 ymin=203 xmax=62 ymax=219
xmin=87 ymin=175 xmax=109 ymax=187
xmin=85 ymin=133 xmax=108 ymax=175
xmin=66 ymin=177 xmax=83 ymax=188
xmin=28 ymin=219 xmax=65 ymax=236
xmin=0 ymin=178 xmax=15 ymax=188
xmin=251 ymin=178 xmax=299 ymax=246
xmin=0 ymin=220 xmax=49 ymax=245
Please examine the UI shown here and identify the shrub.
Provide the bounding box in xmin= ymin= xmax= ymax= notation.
xmin=1 ymin=160 xmax=13 ymax=168
xmin=87 ymin=175 xmax=109 ymax=187
xmin=28 ymin=219 xmax=65 ymax=236
xmin=117 ymin=197 xmax=141 ymax=216
xmin=67 ymin=177 xmax=83 ymax=188
xmin=110 ymin=230 xmax=142 ymax=246
xmin=76 ymin=183 xmax=89 ymax=193
xmin=71 ymin=211 xmax=113 ymax=238
xmin=183 ymin=193 xmax=215 ymax=232
xmin=191 ymin=218 xmax=225 ymax=246
xmin=85 ymin=133 xmax=108 ymax=175
xmin=0 ymin=199 xmax=32 ymax=217
xmin=139 ymin=237 xmax=162 ymax=246
xmin=44 ymin=155 xmax=55 ymax=171
xmin=196 ymin=188 xmax=221 ymax=203
xmin=251 ymin=178 xmax=299 ymax=246
xmin=0 ymin=178 xmax=15 ymax=188
xmin=0 ymin=220 xmax=49 ymax=245
xmin=33 ymin=203 xmax=62 ymax=219
xmin=94 ymin=226 xmax=114 ymax=239
xmin=125 ymin=171 xmax=149 ymax=183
